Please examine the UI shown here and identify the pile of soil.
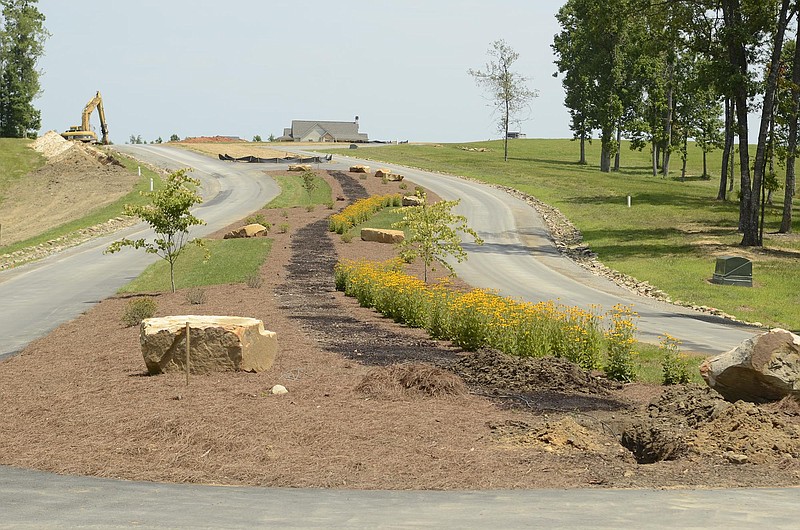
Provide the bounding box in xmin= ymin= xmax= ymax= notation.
xmin=1 ymin=167 xmax=800 ymax=489
xmin=0 ymin=134 xmax=135 ymax=247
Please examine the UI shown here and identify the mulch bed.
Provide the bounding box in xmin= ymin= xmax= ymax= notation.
xmin=1 ymin=169 xmax=800 ymax=489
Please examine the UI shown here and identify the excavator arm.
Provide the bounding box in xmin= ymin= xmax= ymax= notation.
xmin=81 ymin=91 xmax=109 ymax=145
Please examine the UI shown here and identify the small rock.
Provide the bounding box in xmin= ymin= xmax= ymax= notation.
xmin=724 ymin=452 xmax=749 ymax=464
xmin=271 ymin=384 xmax=288 ymax=395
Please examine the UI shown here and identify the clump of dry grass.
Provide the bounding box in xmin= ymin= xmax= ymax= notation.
xmin=355 ymin=363 xmax=467 ymax=398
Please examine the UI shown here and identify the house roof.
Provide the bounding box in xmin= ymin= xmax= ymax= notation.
xmin=291 ymin=120 xmax=368 ymax=141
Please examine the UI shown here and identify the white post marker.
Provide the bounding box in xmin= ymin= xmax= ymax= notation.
xmin=627 ymin=195 xmax=631 ymax=208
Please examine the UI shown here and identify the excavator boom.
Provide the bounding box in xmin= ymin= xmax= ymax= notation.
xmin=62 ymin=91 xmax=109 ymax=144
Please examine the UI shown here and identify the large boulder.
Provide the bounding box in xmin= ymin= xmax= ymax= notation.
xmin=375 ymin=168 xmax=404 ymax=181
xmin=402 ymin=195 xmax=424 ymax=207
xmin=223 ymin=223 xmax=268 ymax=239
xmin=140 ymin=316 xmax=277 ymax=375
xmin=699 ymin=329 xmax=800 ymax=402
xmin=361 ymin=228 xmax=405 ymax=244
xmin=349 ymin=165 xmax=370 ymax=173
xmin=288 ymin=164 xmax=312 ymax=172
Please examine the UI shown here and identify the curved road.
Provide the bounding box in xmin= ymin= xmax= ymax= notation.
xmin=0 ymin=145 xmax=776 ymax=527
xmin=299 ymin=148 xmax=759 ymax=354
xmin=0 ymin=145 xmax=280 ymax=359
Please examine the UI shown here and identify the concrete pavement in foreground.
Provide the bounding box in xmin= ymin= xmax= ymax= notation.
xmin=1 ymin=465 xmax=799 ymax=529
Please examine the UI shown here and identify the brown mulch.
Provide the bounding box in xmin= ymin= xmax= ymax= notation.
xmin=1 ymin=169 xmax=800 ymax=489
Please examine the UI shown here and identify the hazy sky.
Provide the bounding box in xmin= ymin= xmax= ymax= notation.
xmin=35 ymin=0 xmax=571 ymax=144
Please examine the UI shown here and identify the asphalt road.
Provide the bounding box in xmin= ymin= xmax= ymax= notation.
xmin=2 ymin=464 xmax=799 ymax=529
xmin=0 ymin=145 xmax=280 ymax=360
xmin=0 ymin=145 xmax=777 ymax=527
xmin=298 ymin=148 xmax=760 ymax=354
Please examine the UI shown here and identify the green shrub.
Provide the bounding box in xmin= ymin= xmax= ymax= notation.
xmin=246 ymin=214 xmax=270 ymax=229
xmin=399 ymin=182 xmax=408 ymax=190
xmin=122 ymin=297 xmax=157 ymax=327
xmin=306 ymin=204 xmax=316 ymax=212
xmin=279 ymin=223 xmax=290 ymax=233
xmin=603 ymin=304 xmax=638 ymax=382
xmin=341 ymin=232 xmax=354 ymax=243
xmin=660 ymin=334 xmax=691 ymax=385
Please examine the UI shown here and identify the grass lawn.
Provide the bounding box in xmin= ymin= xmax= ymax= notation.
xmin=266 ymin=173 xmax=332 ymax=208
xmin=324 ymin=140 xmax=800 ymax=331
xmin=0 ymin=138 xmax=45 ymax=205
xmin=119 ymin=238 xmax=272 ymax=293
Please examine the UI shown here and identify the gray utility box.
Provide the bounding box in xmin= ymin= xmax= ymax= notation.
xmin=711 ymin=256 xmax=752 ymax=287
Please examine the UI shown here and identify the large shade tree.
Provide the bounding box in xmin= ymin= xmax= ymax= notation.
xmin=0 ymin=0 xmax=48 ymax=138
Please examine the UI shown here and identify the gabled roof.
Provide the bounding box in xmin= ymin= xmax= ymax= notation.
xmin=291 ymin=120 xmax=367 ymax=141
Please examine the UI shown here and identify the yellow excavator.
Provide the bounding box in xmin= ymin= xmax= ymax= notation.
xmin=61 ymin=90 xmax=109 ymax=144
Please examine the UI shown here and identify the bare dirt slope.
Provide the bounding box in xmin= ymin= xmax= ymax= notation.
xmin=0 ymin=131 xmax=137 ymax=247
xmin=1 ymin=168 xmax=799 ymax=489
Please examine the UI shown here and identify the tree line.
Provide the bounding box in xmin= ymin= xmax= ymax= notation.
xmin=0 ymin=0 xmax=47 ymax=139
xmin=552 ymin=0 xmax=800 ymax=246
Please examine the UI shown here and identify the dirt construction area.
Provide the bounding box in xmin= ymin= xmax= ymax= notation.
xmin=1 ymin=152 xmax=800 ymax=489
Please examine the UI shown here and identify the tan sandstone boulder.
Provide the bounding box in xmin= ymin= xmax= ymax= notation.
xmin=375 ymin=168 xmax=404 ymax=181
xmin=140 ymin=316 xmax=277 ymax=375
xmin=349 ymin=165 xmax=370 ymax=173
xmin=402 ymin=195 xmax=424 ymax=207
xmin=361 ymin=228 xmax=405 ymax=244
xmin=699 ymin=329 xmax=800 ymax=402
xmin=223 ymin=223 xmax=268 ymax=239
xmin=288 ymin=164 xmax=312 ymax=172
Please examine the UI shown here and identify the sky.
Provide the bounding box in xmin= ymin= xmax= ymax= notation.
xmin=35 ymin=0 xmax=573 ymax=144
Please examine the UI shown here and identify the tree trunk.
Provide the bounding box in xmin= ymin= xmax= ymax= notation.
xmin=600 ymin=125 xmax=614 ymax=173
xmin=651 ymin=142 xmax=658 ymax=177
xmin=579 ymin=128 xmax=587 ymax=165
xmin=718 ymin=97 xmax=733 ymax=200
xmin=779 ymin=23 xmax=800 ymax=233
xmin=662 ymin=62 xmax=674 ymax=178
xmin=740 ymin=0 xmax=789 ymax=246
xmin=680 ymin=130 xmax=688 ymax=181
xmin=703 ymin=151 xmax=708 ymax=180
xmin=613 ymin=126 xmax=621 ymax=171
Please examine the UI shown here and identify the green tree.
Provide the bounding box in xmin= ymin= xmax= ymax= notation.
xmin=0 ymin=0 xmax=48 ymax=138
xmin=469 ymin=39 xmax=538 ymax=162
xmin=392 ymin=191 xmax=483 ymax=283
xmin=154 ymin=136 xmax=162 ymax=144
xmin=252 ymin=134 xmax=262 ymax=142
xmin=169 ymin=133 xmax=180 ymax=142
xmin=105 ymin=169 xmax=206 ymax=293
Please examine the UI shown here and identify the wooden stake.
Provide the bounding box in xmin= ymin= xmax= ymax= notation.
xmin=185 ymin=322 xmax=190 ymax=386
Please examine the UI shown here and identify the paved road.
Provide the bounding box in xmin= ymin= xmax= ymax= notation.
xmin=0 ymin=145 xmax=777 ymax=527
xmin=1 ymin=465 xmax=798 ymax=529
xmin=0 ymin=145 xmax=280 ymax=359
xmin=294 ymin=147 xmax=759 ymax=354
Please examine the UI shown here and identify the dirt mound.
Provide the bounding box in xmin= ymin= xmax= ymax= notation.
xmin=488 ymin=417 xmax=620 ymax=455
xmin=452 ymin=348 xmax=619 ymax=396
xmin=31 ymin=130 xmax=74 ymax=159
xmin=623 ymin=384 xmax=800 ymax=464
xmin=0 ymin=143 xmax=137 ymax=247
xmin=355 ymin=363 xmax=467 ymax=398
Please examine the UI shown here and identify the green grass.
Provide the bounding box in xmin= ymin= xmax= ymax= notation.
xmin=349 ymin=206 xmax=406 ymax=236
xmin=266 ymin=174 xmax=332 ymax=208
xmin=634 ymin=342 xmax=705 ymax=384
xmin=321 ymin=139 xmax=800 ymax=331
xmin=119 ymin=238 xmax=272 ymax=293
xmin=0 ymin=138 xmax=45 ymax=205
xmin=0 ymin=149 xmax=163 ymax=255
